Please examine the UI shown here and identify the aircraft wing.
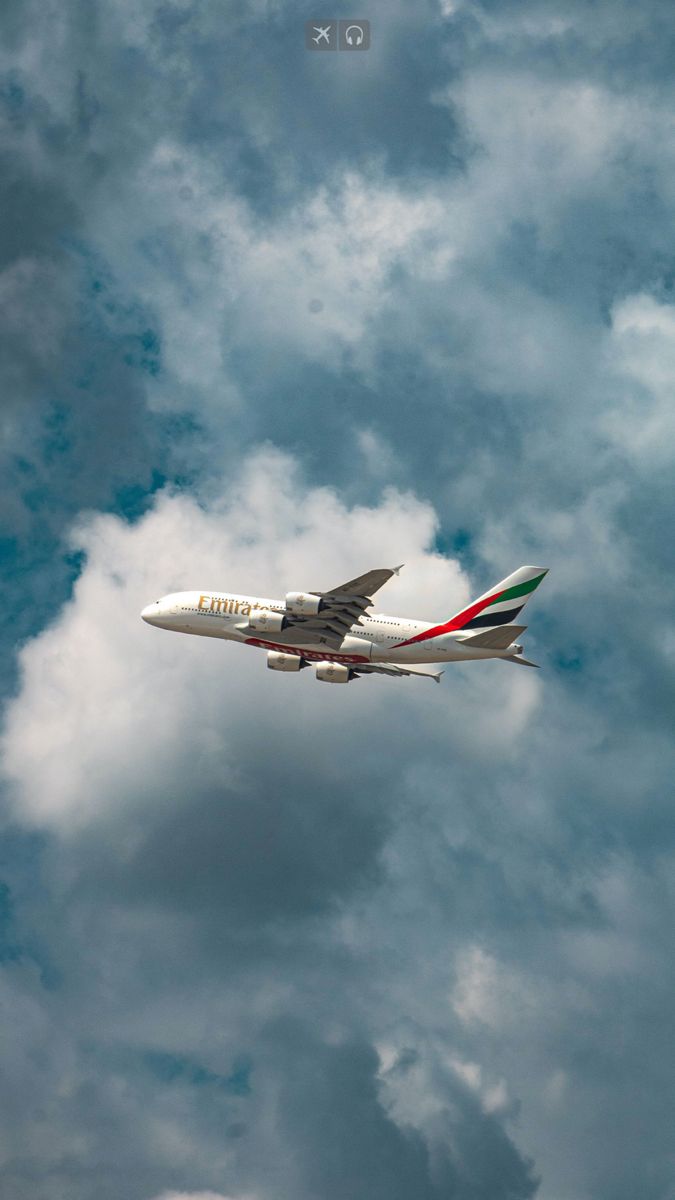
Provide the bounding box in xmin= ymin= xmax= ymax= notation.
xmin=271 ymin=565 xmax=402 ymax=649
xmin=321 ymin=567 xmax=402 ymax=599
xmin=352 ymin=662 xmax=443 ymax=683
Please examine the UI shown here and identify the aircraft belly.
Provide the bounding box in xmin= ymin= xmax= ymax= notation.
xmin=372 ymin=642 xmax=448 ymax=664
xmin=289 ymin=634 xmax=372 ymax=660
xmin=374 ymin=640 xmax=511 ymax=664
xmin=243 ymin=633 xmax=372 ymax=663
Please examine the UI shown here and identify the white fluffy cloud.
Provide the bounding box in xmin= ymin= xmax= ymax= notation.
xmin=1 ymin=444 xmax=547 ymax=835
xmin=2 ymin=446 xmax=545 ymax=832
xmin=2 ymin=446 xmax=544 ymax=831
xmin=91 ymin=151 xmax=450 ymax=403
xmin=604 ymin=293 xmax=675 ymax=461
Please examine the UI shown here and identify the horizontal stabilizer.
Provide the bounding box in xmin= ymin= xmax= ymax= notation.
xmin=458 ymin=625 xmax=527 ymax=649
xmin=505 ymin=654 xmax=540 ymax=669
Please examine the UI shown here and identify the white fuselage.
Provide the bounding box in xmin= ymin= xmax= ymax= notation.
xmin=141 ymin=591 xmax=522 ymax=665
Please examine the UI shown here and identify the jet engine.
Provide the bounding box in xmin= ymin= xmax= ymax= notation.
xmin=267 ymin=651 xmax=304 ymax=671
xmin=285 ymin=591 xmax=323 ymax=616
xmin=248 ymin=608 xmax=287 ymax=633
xmin=314 ymin=661 xmax=352 ymax=684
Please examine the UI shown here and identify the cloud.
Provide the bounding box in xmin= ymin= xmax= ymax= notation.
xmin=0 ymin=448 xmax=547 ymax=1199
xmin=604 ymin=292 xmax=675 ymax=461
xmin=3 ymin=441 xmax=672 ymax=1200
xmin=150 ymin=1193 xmax=252 ymax=1200
xmin=1 ymin=446 xmax=476 ymax=832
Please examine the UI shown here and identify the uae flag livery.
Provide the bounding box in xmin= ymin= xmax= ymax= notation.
xmin=393 ymin=567 xmax=548 ymax=648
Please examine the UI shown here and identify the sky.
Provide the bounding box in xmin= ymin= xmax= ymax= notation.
xmin=1 ymin=1 xmax=675 ymax=1198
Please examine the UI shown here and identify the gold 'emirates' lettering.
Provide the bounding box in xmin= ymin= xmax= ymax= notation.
xmin=198 ymin=594 xmax=247 ymax=615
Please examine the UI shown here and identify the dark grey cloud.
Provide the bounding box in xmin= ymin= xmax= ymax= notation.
xmin=270 ymin=1026 xmax=537 ymax=1200
xmin=74 ymin=757 xmax=390 ymax=927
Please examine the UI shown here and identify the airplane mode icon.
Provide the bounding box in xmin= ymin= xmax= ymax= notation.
xmin=305 ymin=19 xmax=337 ymax=49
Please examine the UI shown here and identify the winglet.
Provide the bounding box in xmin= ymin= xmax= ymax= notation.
xmin=392 ymin=564 xmax=404 ymax=576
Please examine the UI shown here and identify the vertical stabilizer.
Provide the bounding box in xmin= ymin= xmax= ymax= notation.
xmin=450 ymin=566 xmax=548 ymax=631
xmin=392 ymin=566 xmax=548 ymax=648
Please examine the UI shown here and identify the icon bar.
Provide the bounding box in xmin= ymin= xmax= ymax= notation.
xmin=305 ymin=20 xmax=370 ymax=51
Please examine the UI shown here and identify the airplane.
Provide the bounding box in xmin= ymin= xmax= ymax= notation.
xmin=312 ymin=24 xmax=331 ymax=44
xmin=141 ymin=565 xmax=548 ymax=684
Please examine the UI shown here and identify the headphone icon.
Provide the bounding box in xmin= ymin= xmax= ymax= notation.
xmin=345 ymin=24 xmax=364 ymax=45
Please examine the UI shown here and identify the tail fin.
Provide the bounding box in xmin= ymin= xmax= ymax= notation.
xmin=445 ymin=566 xmax=548 ymax=632
xmin=392 ymin=566 xmax=548 ymax=650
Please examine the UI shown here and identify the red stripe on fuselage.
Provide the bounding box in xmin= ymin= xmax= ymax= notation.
xmin=391 ymin=586 xmax=506 ymax=648
xmin=245 ymin=638 xmax=369 ymax=664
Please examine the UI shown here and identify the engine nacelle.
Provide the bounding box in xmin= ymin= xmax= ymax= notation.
xmin=315 ymin=661 xmax=352 ymax=684
xmin=285 ymin=591 xmax=323 ymax=616
xmin=248 ymin=608 xmax=287 ymax=633
xmin=267 ymin=651 xmax=304 ymax=672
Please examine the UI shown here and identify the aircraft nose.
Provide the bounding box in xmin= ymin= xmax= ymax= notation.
xmin=141 ymin=604 xmax=156 ymax=624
